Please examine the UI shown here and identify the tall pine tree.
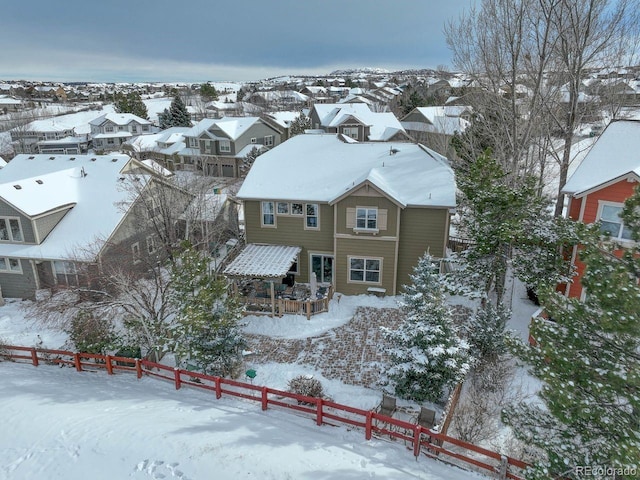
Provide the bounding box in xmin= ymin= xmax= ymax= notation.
xmin=382 ymin=253 xmax=471 ymax=403
xmin=160 ymin=94 xmax=192 ymax=129
xmin=169 ymin=245 xmax=244 ymax=377
xmin=503 ymin=188 xmax=640 ymax=479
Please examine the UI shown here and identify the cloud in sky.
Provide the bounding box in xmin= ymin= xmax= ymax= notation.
xmin=0 ymin=0 xmax=474 ymax=82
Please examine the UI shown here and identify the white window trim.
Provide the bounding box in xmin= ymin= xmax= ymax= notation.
xmin=348 ymin=256 xmax=382 ymax=285
xmin=219 ymin=140 xmax=231 ymax=153
xmin=304 ymin=203 xmax=320 ymax=230
xmin=261 ymin=201 xmax=276 ymax=227
xmin=0 ymin=217 xmax=25 ymax=243
xmin=596 ymin=200 xmax=633 ymax=243
xmin=0 ymin=257 xmax=22 ymax=274
xmin=354 ymin=206 xmax=379 ymax=233
xmin=264 ymin=135 xmax=274 ymax=147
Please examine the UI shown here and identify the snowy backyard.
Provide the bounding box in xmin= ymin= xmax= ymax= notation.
xmin=0 ymin=282 xmax=540 ymax=479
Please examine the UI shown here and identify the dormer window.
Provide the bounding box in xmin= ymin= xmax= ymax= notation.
xmin=105 ymin=125 xmax=114 ymax=133
xmin=0 ymin=217 xmax=24 ymax=242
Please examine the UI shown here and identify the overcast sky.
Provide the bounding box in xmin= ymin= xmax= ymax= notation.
xmin=0 ymin=0 xmax=474 ymax=83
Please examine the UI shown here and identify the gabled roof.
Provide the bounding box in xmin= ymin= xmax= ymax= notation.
xmin=89 ymin=112 xmax=152 ymax=127
xmin=237 ymin=133 xmax=455 ymax=208
xmin=312 ymin=104 xmax=406 ymax=141
xmin=562 ymin=120 xmax=640 ymax=196
xmin=183 ymin=117 xmax=268 ymax=141
xmin=0 ymin=154 xmax=149 ymax=261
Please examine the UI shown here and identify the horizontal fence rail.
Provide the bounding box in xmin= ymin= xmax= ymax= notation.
xmin=0 ymin=344 xmax=527 ymax=479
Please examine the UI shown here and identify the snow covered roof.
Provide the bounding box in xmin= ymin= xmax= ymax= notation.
xmin=313 ymin=104 xmax=406 ymax=141
xmin=0 ymin=154 xmax=148 ymax=261
xmin=14 ymin=107 xmax=115 ymax=135
xmin=223 ymin=244 xmax=301 ymax=278
xmin=237 ymin=133 xmax=456 ymax=208
xmin=89 ymin=112 xmax=151 ymax=126
xmin=210 ymin=117 xmax=263 ymax=140
xmin=562 ymin=120 xmax=640 ymax=196
xmin=92 ymin=131 xmax=133 ymax=139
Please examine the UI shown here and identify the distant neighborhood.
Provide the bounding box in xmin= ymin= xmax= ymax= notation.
xmin=1 ymin=65 xmax=640 ymax=306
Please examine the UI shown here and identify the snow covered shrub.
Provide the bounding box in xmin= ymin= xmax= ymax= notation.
xmin=288 ymin=375 xmax=324 ymax=400
xmin=67 ymin=310 xmax=118 ymax=354
xmin=382 ymin=253 xmax=472 ymax=403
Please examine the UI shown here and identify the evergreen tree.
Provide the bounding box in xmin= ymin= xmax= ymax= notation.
xmin=199 ymin=83 xmax=219 ymax=102
xmin=381 ymin=253 xmax=472 ymax=403
xmin=445 ymin=151 xmax=577 ymax=305
xmin=466 ymin=302 xmax=510 ymax=363
xmin=113 ymin=92 xmax=149 ymax=120
xmin=503 ymin=189 xmax=640 ymax=479
xmin=158 ymin=108 xmax=171 ymax=130
xmin=127 ymin=92 xmax=149 ymax=120
xmin=170 ymin=245 xmax=244 ymax=377
xmin=168 ymin=94 xmax=192 ymax=127
xmin=289 ymin=111 xmax=312 ymax=137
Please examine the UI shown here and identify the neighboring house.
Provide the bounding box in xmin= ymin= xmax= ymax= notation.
xmin=123 ymin=127 xmax=190 ymax=167
xmin=234 ymin=132 xmax=456 ymax=296
xmin=10 ymin=117 xmax=89 ymax=155
xmin=245 ymin=90 xmax=310 ymax=111
xmin=0 ymin=153 xmax=177 ymax=299
xmin=261 ymin=111 xmax=301 ymax=141
xmin=308 ymin=103 xmax=409 ymax=142
xmin=90 ymin=113 xmax=154 ymax=152
xmin=178 ymin=117 xmax=282 ymax=177
xmin=0 ymin=95 xmax=23 ymax=113
xmin=401 ymin=106 xmax=472 ymax=157
xmin=561 ymin=119 xmax=640 ymax=299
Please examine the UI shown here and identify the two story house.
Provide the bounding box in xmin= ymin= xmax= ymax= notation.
xmin=308 ymin=103 xmax=409 ymax=142
xmin=561 ymin=119 xmax=640 ymax=299
xmin=178 ymin=117 xmax=282 ymax=177
xmin=90 ymin=113 xmax=153 ymax=152
xmin=233 ymin=132 xmax=456 ymax=296
xmin=401 ymin=106 xmax=472 ymax=157
xmin=0 ymin=153 xmax=177 ymax=299
xmin=11 ymin=117 xmax=88 ymax=155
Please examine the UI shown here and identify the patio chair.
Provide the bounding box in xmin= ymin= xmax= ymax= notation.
xmin=416 ymin=407 xmax=436 ymax=430
xmin=378 ymin=393 xmax=397 ymax=418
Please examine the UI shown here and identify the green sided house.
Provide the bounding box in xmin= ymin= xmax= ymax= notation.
xmin=229 ymin=132 xmax=456 ymax=300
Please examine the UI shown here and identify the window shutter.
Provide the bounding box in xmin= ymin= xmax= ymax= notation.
xmin=346 ymin=208 xmax=356 ymax=228
xmin=378 ymin=209 xmax=388 ymax=230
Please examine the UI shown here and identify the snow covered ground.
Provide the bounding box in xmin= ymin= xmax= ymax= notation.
xmin=0 ymin=295 xmax=492 ymax=480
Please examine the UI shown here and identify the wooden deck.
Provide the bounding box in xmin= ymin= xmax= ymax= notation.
xmin=237 ymin=283 xmax=334 ymax=319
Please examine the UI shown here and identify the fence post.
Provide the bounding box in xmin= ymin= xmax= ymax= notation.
xmin=498 ymin=455 xmax=508 ymax=479
xmin=215 ymin=376 xmax=222 ymax=399
xmin=73 ymin=353 xmax=82 ymax=372
xmin=316 ymin=398 xmax=323 ymax=426
xmin=261 ymin=387 xmax=268 ymax=411
xmin=105 ymin=355 xmax=113 ymax=375
xmin=30 ymin=348 xmax=39 ymax=367
xmin=174 ymin=368 xmax=181 ymax=390
xmin=365 ymin=411 xmax=373 ymax=440
xmin=135 ymin=359 xmax=142 ymax=379
xmin=306 ymin=300 xmax=311 ymax=320
xmin=413 ymin=426 xmax=422 ymax=458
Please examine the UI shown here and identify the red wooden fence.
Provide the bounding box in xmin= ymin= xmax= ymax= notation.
xmin=0 ymin=344 xmax=528 ymax=479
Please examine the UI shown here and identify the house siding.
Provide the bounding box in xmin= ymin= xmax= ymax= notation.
xmin=234 ymin=122 xmax=281 ymax=149
xmin=334 ymin=236 xmax=397 ymax=295
xmin=335 ymin=193 xmax=398 ymax=236
xmin=397 ymin=207 xmax=449 ymax=292
xmin=0 ymin=259 xmax=37 ymax=298
xmin=580 ymin=180 xmax=637 ymax=223
xmin=34 ymin=208 xmax=71 ymax=243
xmin=0 ymin=199 xmax=36 ymax=243
xmin=244 ymin=200 xmax=333 ymax=282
